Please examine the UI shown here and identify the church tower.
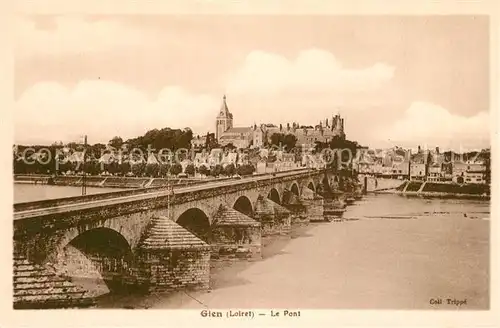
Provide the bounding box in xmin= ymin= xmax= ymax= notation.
xmin=216 ymin=95 xmax=233 ymax=142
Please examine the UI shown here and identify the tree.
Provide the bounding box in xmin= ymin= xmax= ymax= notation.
xmin=205 ymin=133 xmax=219 ymax=150
xmin=83 ymin=160 xmax=100 ymax=176
xmin=210 ymin=164 xmax=223 ymax=177
xmin=159 ymin=163 xmax=171 ymax=177
xmin=269 ymin=133 xmax=297 ymax=151
xmin=270 ymin=133 xmax=282 ymax=148
xmin=145 ymin=163 xmax=160 ymax=177
xmin=237 ymin=164 xmax=255 ymax=176
xmin=107 ymin=161 xmax=120 ymax=175
xmin=126 ymin=127 xmax=193 ymax=151
xmin=224 ymin=143 xmax=236 ymax=151
xmin=223 ymin=163 xmax=236 ymax=176
xmin=131 ymin=162 xmax=146 ymax=177
xmin=170 ymin=163 xmax=183 ymax=176
xmin=109 ymin=136 xmax=123 ymax=149
xmin=119 ymin=162 xmax=131 ymax=176
xmin=57 ymin=160 xmax=72 ymax=174
xmin=198 ymin=165 xmax=210 ymax=177
xmin=185 ymin=163 xmax=195 ymax=176
xmin=283 ymin=134 xmax=298 ymax=150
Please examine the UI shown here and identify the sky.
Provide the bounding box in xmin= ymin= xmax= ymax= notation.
xmin=14 ymin=15 xmax=490 ymax=151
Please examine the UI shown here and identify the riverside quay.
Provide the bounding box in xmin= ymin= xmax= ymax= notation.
xmin=13 ymin=168 xmax=349 ymax=309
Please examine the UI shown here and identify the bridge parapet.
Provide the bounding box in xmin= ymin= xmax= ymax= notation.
xmin=14 ymin=169 xmax=317 ymax=212
xmin=14 ymin=170 xmax=329 ymax=237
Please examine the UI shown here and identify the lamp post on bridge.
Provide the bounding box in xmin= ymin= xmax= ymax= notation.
xmin=166 ymin=158 xmax=174 ymax=221
xmin=79 ymin=135 xmax=88 ymax=196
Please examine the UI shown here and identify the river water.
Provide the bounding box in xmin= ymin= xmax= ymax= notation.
xmin=91 ymin=193 xmax=489 ymax=310
xmin=14 ymin=184 xmax=126 ymax=203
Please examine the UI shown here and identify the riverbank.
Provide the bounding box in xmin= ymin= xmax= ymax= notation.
xmin=375 ymin=180 xmax=490 ymax=200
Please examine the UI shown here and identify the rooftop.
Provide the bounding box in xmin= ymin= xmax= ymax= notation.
xmin=13 ymin=255 xmax=95 ymax=309
xmin=224 ymin=127 xmax=253 ymax=134
xmin=140 ymin=216 xmax=210 ymax=250
xmin=212 ymin=204 xmax=260 ymax=227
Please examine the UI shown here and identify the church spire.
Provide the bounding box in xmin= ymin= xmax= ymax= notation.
xmin=219 ymin=94 xmax=232 ymax=118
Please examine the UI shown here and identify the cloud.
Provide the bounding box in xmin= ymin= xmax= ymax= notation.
xmin=375 ymin=102 xmax=490 ymax=150
xmin=15 ymin=16 xmax=161 ymax=58
xmin=226 ymin=49 xmax=395 ymax=95
xmin=14 ymin=80 xmax=219 ymax=144
xmin=221 ymin=49 xmax=399 ymax=129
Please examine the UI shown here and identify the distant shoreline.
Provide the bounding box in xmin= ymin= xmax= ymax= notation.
xmin=375 ymin=180 xmax=490 ymax=201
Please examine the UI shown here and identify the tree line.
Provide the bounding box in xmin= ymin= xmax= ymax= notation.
xmin=13 ymin=156 xmax=257 ymax=178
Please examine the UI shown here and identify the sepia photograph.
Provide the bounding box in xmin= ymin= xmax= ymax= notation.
xmin=4 ymin=1 xmax=498 ymax=326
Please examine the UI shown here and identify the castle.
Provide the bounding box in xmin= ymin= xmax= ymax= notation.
xmin=216 ymin=95 xmax=346 ymax=149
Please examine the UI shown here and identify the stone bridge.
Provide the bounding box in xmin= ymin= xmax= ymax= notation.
xmin=13 ymin=169 xmax=341 ymax=308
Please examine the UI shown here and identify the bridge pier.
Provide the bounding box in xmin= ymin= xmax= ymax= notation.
xmin=269 ymin=200 xmax=292 ymax=235
xmin=302 ymin=187 xmax=325 ymax=222
xmin=283 ymin=190 xmax=309 ymax=226
xmin=211 ymin=205 xmax=262 ymax=261
xmin=135 ymin=216 xmax=211 ymax=292
xmin=254 ymin=195 xmax=279 ymax=236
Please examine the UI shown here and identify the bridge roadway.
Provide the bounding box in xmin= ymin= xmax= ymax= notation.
xmin=13 ymin=168 xmax=316 ymax=221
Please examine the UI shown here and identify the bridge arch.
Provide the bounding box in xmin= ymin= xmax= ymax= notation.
xmin=69 ymin=227 xmax=132 ymax=255
xmin=54 ymin=227 xmax=133 ymax=294
xmin=290 ymin=182 xmax=300 ymax=197
xmin=233 ymin=195 xmax=254 ymax=217
xmin=176 ymin=208 xmax=211 ymax=243
xmin=307 ymin=181 xmax=316 ymax=192
xmin=321 ymin=176 xmax=331 ymax=192
xmin=267 ymin=188 xmax=281 ymax=204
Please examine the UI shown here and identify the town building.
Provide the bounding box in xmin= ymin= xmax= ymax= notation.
xmin=391 ymin=161 xmax=409 ymax=178
xmin=252 ymin=116 xmax=345 ymax=149
xmin=453 ymin=160 xmax=486 ymax=184
xmin=215 ymin=95 xmax=346 ymax=150
xmin=410 ymin=163 xmax=426 ymax=180
xmin=464 ymin=170 xmax=485 ymax=184
xmin=427 ymin=163 xmax=443 ymax=182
